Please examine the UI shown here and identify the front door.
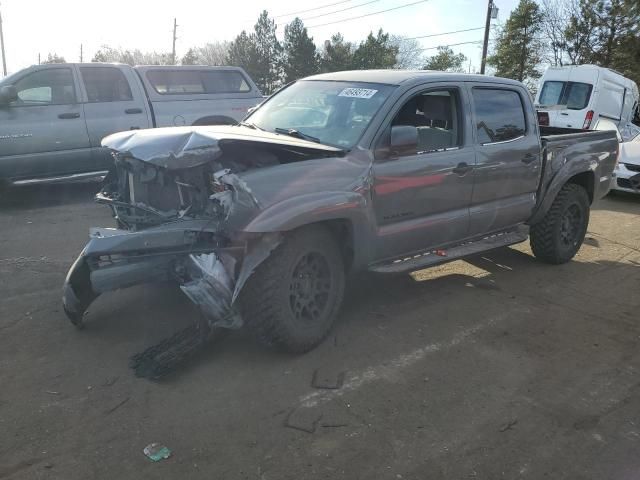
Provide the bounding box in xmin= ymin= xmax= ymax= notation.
xmin=0 ymin=67 xmax=91 ymax=181
xmin=467 ymin=85 xmax=541 ymax=235
xmin=371 ymin=86 xmax=475 ymax=262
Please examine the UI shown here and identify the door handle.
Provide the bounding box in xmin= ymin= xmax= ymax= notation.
xmin=452 ymin=162 xmax=473 ymax=175
xmin=522 ymin=153 xmax=538 ymax=164
xmin=560 ymin=112 xmax=569 ymax=116
xmin=125 ymin=108 xmax=142 ymax=114
xmin=58 ymin=112 xmax=80 ymax=119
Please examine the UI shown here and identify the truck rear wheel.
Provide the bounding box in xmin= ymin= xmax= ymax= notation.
xmin=239 ymin=225 xmax=345 ymax=353
xmin=530 ymin=183 xmax=590 ymax=264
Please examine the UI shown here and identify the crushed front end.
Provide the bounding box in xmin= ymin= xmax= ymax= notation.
xmin=63 ymin=128 xmax=281 ymax=332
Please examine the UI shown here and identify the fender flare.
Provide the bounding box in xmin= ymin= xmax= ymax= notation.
xmin=243 ymin=191 xmax=375 ymax=270
xmin=529 ymin=163 xmax=595 ymax=225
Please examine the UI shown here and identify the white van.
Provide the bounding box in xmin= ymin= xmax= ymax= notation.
xmin=535 ymin=65 xmax=639 ymax=130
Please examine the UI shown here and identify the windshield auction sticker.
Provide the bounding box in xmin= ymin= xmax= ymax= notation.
xmin=338 ymin=88 xmax=378 ymax=99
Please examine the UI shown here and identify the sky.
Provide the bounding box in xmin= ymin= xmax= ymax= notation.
xmin=0 ymin=0 xmax=520 ymax=76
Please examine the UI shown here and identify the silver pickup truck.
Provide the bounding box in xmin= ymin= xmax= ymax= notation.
xmin=63 ymin=71 xmax=619 ymax=376
xmin=0 ymin=63 xmax=262 ymax=186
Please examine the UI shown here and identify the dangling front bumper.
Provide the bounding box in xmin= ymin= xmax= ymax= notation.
xmin=62 ymin=222 xmax=281 ymax=329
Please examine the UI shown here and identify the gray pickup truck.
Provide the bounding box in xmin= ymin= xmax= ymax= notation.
xmin=0 ymin=63 xmax=262 ymax=186
xmin=63 ymin=70 xmax=618 ymax=364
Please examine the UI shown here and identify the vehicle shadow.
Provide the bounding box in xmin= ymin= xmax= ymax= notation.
xmin=0 ymin=181 xmax=101 ymax=210
xmin=66 ymin=243 xmax=640 ymax=381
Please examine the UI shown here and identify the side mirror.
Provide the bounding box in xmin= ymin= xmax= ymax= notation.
xmin=390 ymin=125 xmax=418 ymax=156
xmin=0 ymin=85 xmax=18 ymax=105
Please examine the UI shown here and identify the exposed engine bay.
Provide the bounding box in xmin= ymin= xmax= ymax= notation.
xmin=99 ymin=139 xmax=327 ymax=230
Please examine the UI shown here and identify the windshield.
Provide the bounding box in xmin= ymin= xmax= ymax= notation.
xmin=246 ymin=80 xmax=395 ymax=148
xmin=538 ymin=80 xmax=593 ymax=110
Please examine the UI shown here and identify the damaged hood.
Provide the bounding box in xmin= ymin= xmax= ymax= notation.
xmin=102 ymin=125 xmax=343 ymax=170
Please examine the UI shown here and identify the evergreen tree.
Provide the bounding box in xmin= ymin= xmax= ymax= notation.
xmin=320 ymin=34 xmax=354 ymax=73
xmin=42 ymin=53 xmax=66 ymax=64
xmin=423 ymin=47 xmax=467 ymax=72
xmin=253 ymin=10 xmax=283 ymax=94
xmin=487 ymin=0 xmax=543 ymax=86
xmin=227 ymin=31 xmax=259 ymax=83
xmin=352 ymin=29 xmax=398 ymax=70
xmin=283 ymin=18 xmax=319 ymax=82
xmin=181 ymin=48 xmax=199 ymax=65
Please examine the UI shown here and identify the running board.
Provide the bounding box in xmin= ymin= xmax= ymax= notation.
xmin=369 ymin=226 xmax=529 ymax=274
xmin=12 ymin=170 xmax=109 ymax=186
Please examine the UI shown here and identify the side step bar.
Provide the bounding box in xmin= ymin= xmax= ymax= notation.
xmin=369 ymin=226 xmax=529 ymax=274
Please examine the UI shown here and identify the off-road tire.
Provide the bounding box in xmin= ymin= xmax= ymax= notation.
xmin=530 ymin=183 xmax=590 ymax=264
xmin=239 ymin=225 xmax=345 ymax=353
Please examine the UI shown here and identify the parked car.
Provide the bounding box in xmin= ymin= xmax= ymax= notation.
xmin=535 ymin=64 xmax=639 ymax=131
xmin=63 ymin=70 xmax=618 ymax=364
xmin=0 ymin=63 xmax=262 ymax=186
xmin=594 ymin=117 xmax=640 ymax=193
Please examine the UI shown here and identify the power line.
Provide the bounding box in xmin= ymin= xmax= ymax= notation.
xmin=300 ymin=0 xmax=381 ymax=22
xmin=273 ymin=0 xmax=354 ymax=19
xmin=405 ymin=26 xmax=485 ymax=40
xmin=418 ymin=39 xmax=492 ymax=52
xmin=307 ymin=0 xmax=431 ymax=29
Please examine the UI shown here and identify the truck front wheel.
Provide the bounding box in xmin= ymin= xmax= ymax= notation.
xmin=239 ymin=225 xmax=345 ymax=353
xmin=530 ymin=183 xmax=590 ymax=264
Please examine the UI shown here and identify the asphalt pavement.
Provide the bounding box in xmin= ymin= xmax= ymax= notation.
xmin=1 ymin=184 xmax=639 ymax=479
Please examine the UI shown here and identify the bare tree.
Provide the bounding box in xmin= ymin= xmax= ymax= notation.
xmin=92 ymin=46 xmax=172 ymax=65
xmin=194 ymin=42 xmax=230 ymax=66
xmin=390 ymin=35 xmax=424 ymax=69
xmin=540 ymin=0 xmax=573 ymax=66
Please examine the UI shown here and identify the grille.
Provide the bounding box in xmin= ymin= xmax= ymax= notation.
xmin=618 ymin=174 xmax=640 ymax=190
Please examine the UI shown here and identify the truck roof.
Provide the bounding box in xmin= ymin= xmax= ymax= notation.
xmin=303 ymin=69 xmax=525 ymax=87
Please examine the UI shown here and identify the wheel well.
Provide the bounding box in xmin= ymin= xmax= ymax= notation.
xmin=567 ymin=171 xmax=594 ymax=204
xmin=192 ymin=115 xmax=237 ymax=126
xmin=298 ymin=220 xmax=354 ymax=272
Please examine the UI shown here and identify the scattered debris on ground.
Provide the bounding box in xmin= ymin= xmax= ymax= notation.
xmin=143 ymin=443 xmax=172 ymax=462
xmin=311 ymin=368 xmax=345 ymax=390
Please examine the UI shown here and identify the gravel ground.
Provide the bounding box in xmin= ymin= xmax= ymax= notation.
xmin=1 ymin=184 xmax=639 ymax=480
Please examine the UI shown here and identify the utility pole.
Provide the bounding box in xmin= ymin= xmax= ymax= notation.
xmin=80 ymin=43 xmax=83 ymax=62
xmin=171 ymin=18 xmax=178 ymax=65
xmin=0 ymin=2 xmax=7 ymax=76
xmin=480 ymin=0 xmax=494 ymax=75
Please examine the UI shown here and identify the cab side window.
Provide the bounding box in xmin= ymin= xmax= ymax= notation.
xmin=13 ymin=68 xmax=75 ymax=105
xmin=391 ymin=89 xmax=461 ymax=154
xmin=472 ymin=88 xmax=526 ymax=144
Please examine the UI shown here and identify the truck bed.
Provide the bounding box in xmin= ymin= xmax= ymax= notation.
xmin=529 ymin=126 xmax=619 ymax=225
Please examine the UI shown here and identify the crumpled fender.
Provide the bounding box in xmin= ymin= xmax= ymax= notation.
xmin=243 ymin=191 xmax=374 ymax=270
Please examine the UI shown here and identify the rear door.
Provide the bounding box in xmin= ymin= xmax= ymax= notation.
xmin=0 ymin=66 xmax=91 ymax=180
xmin=467 ymin=84 xmax=541 ymax=235
xmin=79 ymin=65 xmax=151 ymax=170
xmin=371 ymin=84 xmax=475 ymax=261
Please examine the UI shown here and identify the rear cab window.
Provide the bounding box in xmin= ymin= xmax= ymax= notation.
xmin=538 ymin=81 xmax=593 ymax=110
xmin=146 ymin=70 xmax=251 ymax=95
xmin=472 ymin=88 xmax=526 ymax=144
